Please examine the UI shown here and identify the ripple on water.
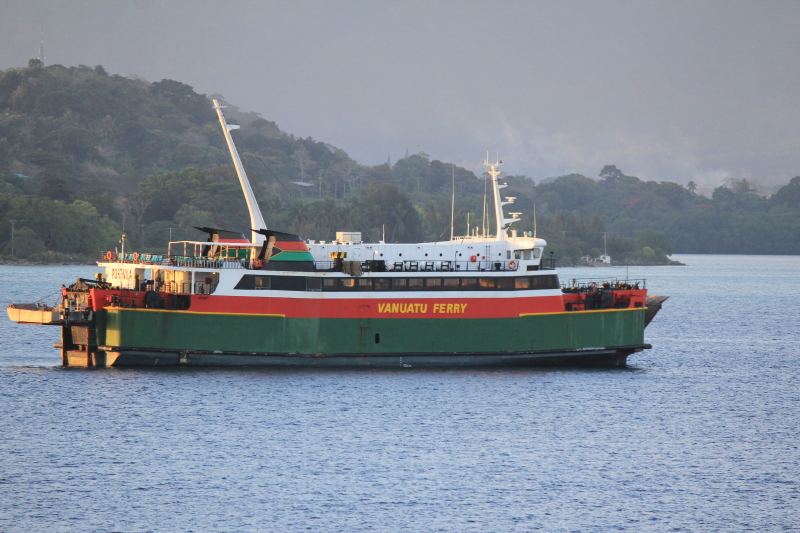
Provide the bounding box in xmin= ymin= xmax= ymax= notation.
xmin=1 ymin=257 xmax=799 ymax=532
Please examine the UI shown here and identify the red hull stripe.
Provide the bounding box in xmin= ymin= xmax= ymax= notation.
xmin=185 ymin=294 xmax=567 ymax=318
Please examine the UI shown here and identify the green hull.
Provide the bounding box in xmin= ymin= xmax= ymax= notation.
xmin=88 ymin=307 xmax=647 ymax=367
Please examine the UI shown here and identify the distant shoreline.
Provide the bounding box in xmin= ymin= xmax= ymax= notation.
xmin=0 ymin=260 xmax=97 ymax=266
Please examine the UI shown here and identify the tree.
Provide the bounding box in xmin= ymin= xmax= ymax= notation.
xmin=598 ymin=165 xmax=624 ymax=189
xmin=636 ymin=229 xmax=673 ymax=256
xmin=331 ymin=160 xmax=361 ymax=195
xmin=712 ymin=186 xmax=735 ymax=203
xmin=723 ymin=177 xmax=757 ymax=196
xmin=118 ymin=192 xmax=152 ymax=246
xmin=352 ymin=183 xmax=422 ymax=242
xmin=150 ymin=79 xmax=214 ymax=125
xmin=686 ymin=181 xmax=697 ymax=193
xmin=291 ymin=147 xmax=315 ymax=183
xmin=3 ymin=226 xmax=45 ymax=258
xmin=770 ymin=176 xmax=800 ymax=208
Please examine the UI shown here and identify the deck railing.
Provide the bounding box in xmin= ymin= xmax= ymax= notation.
xmin=561 ymin=278 xmax=646 ymax=292
xmin=100 ymin=253 xmax=555 ymax=274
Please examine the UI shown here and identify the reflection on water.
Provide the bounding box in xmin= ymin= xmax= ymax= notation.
xmin=1 ymin=256 xmax=798 ymax=532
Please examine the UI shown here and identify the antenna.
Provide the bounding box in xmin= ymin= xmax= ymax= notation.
xmin=482 ymin=153 xmax=488 ymax=238
xmin=484 ymin=152 xmax=515 ymax=240
xmin=533 ymin=204 xmax=537 ymax=239
xmin=482 ymin=173 xmax=487 ymax=238
xmin=449 ymin=165 xmax=455 ymax=241
xmin=38 ymin=25 xmax=45 ymax=66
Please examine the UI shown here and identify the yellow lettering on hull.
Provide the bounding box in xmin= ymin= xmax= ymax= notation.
xmin=378 ymin=302 xmax=467 ymax=315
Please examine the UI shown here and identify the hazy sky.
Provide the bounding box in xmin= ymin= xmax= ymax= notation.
xmin=2 ymin=0 xmax=799 ymax=191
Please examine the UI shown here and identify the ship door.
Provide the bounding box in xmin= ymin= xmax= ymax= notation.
xmin=358 ymin=305 xmax=371 ymax=352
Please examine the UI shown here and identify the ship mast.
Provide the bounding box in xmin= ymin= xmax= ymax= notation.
xmin=213 ymin=99 xmax=267 ymax=244
xmin=484 ymin=155 xmax=519 ymax=240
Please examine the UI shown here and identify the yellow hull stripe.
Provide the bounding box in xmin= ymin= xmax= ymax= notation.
xmin=105 ymin=308 xmax=286 ymax=318
xmin=519 ymin=308 xmax=644 ymax=317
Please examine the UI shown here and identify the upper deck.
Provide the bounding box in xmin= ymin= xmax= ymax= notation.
xmin=100 ymin=233 xmax=555 ymax=276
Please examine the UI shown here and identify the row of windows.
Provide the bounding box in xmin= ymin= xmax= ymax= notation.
xmin=234 ymin=275 xmax=560 ymax=292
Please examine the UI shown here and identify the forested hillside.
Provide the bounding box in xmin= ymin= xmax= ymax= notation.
xmin=1 ymin=60 xmax=799 ymax=264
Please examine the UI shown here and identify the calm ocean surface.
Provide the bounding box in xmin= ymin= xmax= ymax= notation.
xmin=1 ymin=255 xmax=798 ymax=532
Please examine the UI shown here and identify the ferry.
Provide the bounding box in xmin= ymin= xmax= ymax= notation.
xmin=6 ymin=100 xmax=667 ymax=368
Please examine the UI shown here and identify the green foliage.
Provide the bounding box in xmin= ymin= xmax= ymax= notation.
xmin=3 ymin=226 xmax=45 ymax=258
xmin=2 ymin=61 xmax=800 ymax=262
xmin=770 ymin=176 xmax=800 ymax=208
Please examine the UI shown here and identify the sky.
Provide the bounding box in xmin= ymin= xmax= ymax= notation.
xmin=2 ymin=0 xmax=799 ymax=192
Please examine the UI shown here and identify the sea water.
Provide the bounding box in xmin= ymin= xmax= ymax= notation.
xmin=0 ymin=255 xmax=798 ymax=532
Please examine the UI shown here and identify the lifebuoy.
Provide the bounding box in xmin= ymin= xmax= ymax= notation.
xmin=590 ymin=282 xmax=598 ymax=290
xmin=252 ymin=259 xmax=263 ymax=268
xmin=470 ymin=255 xmax=477 ymax=262
xmin=104 ymin=251 xmax=113 ymax=261
xmin=508 ymin=260 xmax=517 ymax=270
xmin=132 ymin=252 xmax=139 ymax=262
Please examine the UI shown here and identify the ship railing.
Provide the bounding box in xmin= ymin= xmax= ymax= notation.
xmin=99 ymin=253 xmax=551 ymax=274
xmin=60 ymin=301 xmax=91 ymax=313
xmin=561 ymin=277 xmax=646 ymax=292
xmin=168 ymin=256 xmax=244 ymax=269
xmin=99 ymin=252 xmax=246 ymax=269
xmin=313 ymin=259 xmax=535 ymax=273
xmin=98 ymin=252 xmax=170 ymax=265
xmin=193 ymin=282 xmax=219 ymax=295
xmin=112 ymin=280 xmax=194 ymax=294
xmin=156 ymin=281 xmax=193 ymax=295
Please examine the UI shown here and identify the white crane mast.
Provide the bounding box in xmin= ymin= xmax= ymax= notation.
xmin=213 ymin=99 xmax=267 ymax=244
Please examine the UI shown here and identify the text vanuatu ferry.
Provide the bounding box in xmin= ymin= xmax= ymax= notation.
xmin=7 ymin=100 xmax=667 ymax=368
